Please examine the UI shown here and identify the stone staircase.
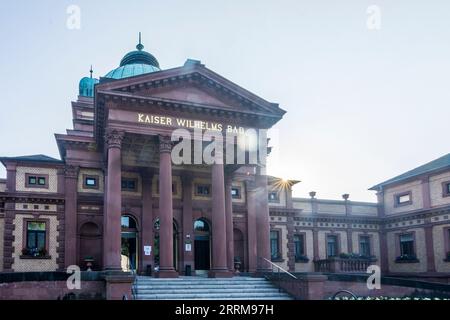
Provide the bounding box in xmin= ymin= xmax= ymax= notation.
xmin=133 ymin=276 xmax=293 ymax=300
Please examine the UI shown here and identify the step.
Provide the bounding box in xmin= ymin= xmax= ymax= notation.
xmin=137 ymin=288 xmax=282 ymax=294
xmin=135 ymin=292 xmax=292 ymax=299
xmin=132 ymin=277 xmax=293 ymax=300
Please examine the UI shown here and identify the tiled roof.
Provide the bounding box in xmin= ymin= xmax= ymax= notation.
xmin=0 ymin=154 xmax=62 ymax=164
xmin=370 ymin=153 xmax=450 ymax=190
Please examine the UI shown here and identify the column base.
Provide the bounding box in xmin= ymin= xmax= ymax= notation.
xmin=103 ymin=266 xmax=123 ymax=272
xmin=208 ymin=269 xmax=233 ymax=278
xmin=156 ymin=269 xmax=179 ymax=278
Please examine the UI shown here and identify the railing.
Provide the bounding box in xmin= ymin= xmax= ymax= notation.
xmin=131 ymin=270 xmax=138 ymax=300
xmin=259 ymin=257 xmax=297 ymax=293
xmin=314 ymin=258 xmax=376 ymax=273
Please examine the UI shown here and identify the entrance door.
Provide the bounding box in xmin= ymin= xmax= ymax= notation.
xmin=194 ymin=219 xmax=211 ymax=271
xmin=121 ymin=216 xmax=138 ymax=272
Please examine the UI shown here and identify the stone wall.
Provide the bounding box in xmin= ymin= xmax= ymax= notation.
xmin=77 ymin=168 xmax=104 ymax=194
xmin=0 ymin=281 xmax=104 ymax=300
xmin=15 ymin=166 xmax=58 ymax=193
xmin=387 ymin=227 xmax=427 ymax=272
xmin=0 ymin=217 xmax=3 ymax=271
xmin=12 ymin=214 xmax=59 ymax=272
xmin=384 ymin=179 xmax=423 ymax=215
xmin=433 ymin=223 xmax=450 ymax=273
xmin=430 ymin=171 xmax=450 ymax=207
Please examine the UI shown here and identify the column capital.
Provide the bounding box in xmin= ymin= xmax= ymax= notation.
xmin=64 ymin=165 xmax=79 ymax=178
xmin=105 ymin=129 xmax=125 ymax=149
xmin=159 ymin=135 xmax=172 ymax=153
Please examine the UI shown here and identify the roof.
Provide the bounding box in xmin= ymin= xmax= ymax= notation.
xmin=104 ymin=35 xmax=161 ymax=80
xmin=0 ymin=154 xmax=63 ymax=165
xmin=104 ymin=63 xmax=160 ymax=79
xmin=370 ymin=153 xmax=450 ymax=190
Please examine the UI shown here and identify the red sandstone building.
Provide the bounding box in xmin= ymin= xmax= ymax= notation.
xmin=0 ymin=39 xmax=449 ymax=287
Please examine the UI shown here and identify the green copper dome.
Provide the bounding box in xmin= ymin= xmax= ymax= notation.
xmin=79 ymin=67 xmax=99 ymax=97
xmin=104 ymin=33 xmax=160 ymax=80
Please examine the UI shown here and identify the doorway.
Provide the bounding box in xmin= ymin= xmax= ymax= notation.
xmin=121 ymin=215 xmax=138 ymax=272
xmin=194 ymin=218 xmax=211 ymax=272
xmin=153 ymin=218 xmax=179 ymax=271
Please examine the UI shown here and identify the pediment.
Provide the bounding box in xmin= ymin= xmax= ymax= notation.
xmin=122 ymin=82 xmax=245 ymax=111
xmin=96 ymin=64 xmax=285 ymax=118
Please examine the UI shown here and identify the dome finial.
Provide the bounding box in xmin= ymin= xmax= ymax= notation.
xmin=89 ymin=65 xmax=93 ymax=78
xmin=136 ymin=32 xmax=144 ymax=51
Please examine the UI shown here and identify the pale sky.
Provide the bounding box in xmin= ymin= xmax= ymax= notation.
xmin=0 ymin=1 xmax=449 ymax=202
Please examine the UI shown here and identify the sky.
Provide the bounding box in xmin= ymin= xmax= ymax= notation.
xmin=0 ymin=0 xmax=449 ymax=202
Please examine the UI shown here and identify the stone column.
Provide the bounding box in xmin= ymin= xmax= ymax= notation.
xmin=346 ymin=229 xmax=353 ymax=254
xmin=141 ymin=170 xmax=153 ymax=274
xmin=157 ymin=135 xmax=178 ymax=278
xmin=379 ymin=228 xmax=389 ymax=274
xmin=256 ymin=173 xmax=271 ymax=273
xmin=103 ymin=129 xmax=124 ymax=271
xmin=225 ymin=176 xmax=234 ymax=272
xmin=209 ymin=162 xmax=232 ymax=277
xmin=182 ymin=174 xmax=194 ymax=274
xmin=312 ymin=225 xmax=319 ymax=261
xmin=246 ymin=180 xmax=257 ymax=273
xmin=5 ymin=163 xmax=16 ymax=192
xmin=424 ymin=219 xmax=436 ymax=273
xmin=376 ymin=191 xmax=385 ymax=217
xmin=422 ymin=176 xmax=431 ymax=209
xmin=64 ymin=165 xmax=79 ymax=268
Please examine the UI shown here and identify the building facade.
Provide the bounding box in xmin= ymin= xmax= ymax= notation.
xmin=0 ymin=40 xmax=449 ymax=279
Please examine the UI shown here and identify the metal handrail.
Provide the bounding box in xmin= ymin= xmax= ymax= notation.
xmin=130 ymin=270 xmax=138 ymax=300
xmin=261 ymin=257 xmax=297 ymax=280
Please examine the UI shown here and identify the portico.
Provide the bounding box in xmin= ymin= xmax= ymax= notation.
xmin=37 ymin=37 xmax=285 ymax=278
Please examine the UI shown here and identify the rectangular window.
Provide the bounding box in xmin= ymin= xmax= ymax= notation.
xmin=121 ymin=178 xmax=137 ymax=192
xmin=359 ymin=235 xmax=371 ymax=257
xmin=395 ymin=192 xmax=412 ymax=206
xmin=231 ymin=187 xmax=241 ymax=199
xmin=326 ymin=235 xmax=338 ymax=258
xmin=26 ymin=174 xmax=48 ymax=188
xmin=268 ymin=192 xmax=279 ymax=202
xmin=399 ymin=234 xmax=415 ymax=256
xmin=196 ymin=184 xmax=211 ymax=196
xmin=294 ymin=234 xmax=305 ymax=259
xmin=25 ymin=221 xmax=46 ymax=257
xmin=443 ymin=181 xmax=450 ymax=197
xmin=83 ymin=175 xmax=98 ymax=189
xmin=270 ymin=231 xmax=280 ymax=260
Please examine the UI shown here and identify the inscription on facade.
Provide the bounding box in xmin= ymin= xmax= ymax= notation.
xmin=137 ymin=113 xmax=245 ymax=134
